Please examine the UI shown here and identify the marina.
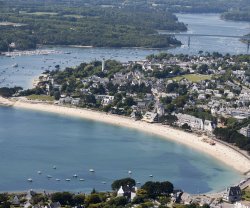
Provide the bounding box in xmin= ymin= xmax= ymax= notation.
xmin=1 ymin=49 xmax=60 ymax=57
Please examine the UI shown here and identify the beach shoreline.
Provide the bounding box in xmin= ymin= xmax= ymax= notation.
xmin=1 ymin=96 xmax=250 ymax=175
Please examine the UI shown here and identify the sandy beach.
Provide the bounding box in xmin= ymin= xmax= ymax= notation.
xmin=1 ymin=96 xmax=250 ymax=174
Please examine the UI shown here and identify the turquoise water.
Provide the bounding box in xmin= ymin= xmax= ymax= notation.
xmin=0 ymin=106 xmax=242 ymax=193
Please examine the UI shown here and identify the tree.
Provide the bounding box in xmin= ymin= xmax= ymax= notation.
xmin=141 ymin=181 xmax=174 ymax=198
xmin=166 ymin=83 xmax=179 ymax=93
xmin=132 ymin=196 xmax=145 ymax=204
xmin=124 ymin=97 xmax=136 ymax=107
xmin=160 ymin=96 xmax=172 ymax=105
xmin=0 ymin=87 xmax=22 ymax=97
xmin=160 ymin=181 xmax=174 ymax=194
xmin=0 ymin=193 xmax=8 ymax=203
xmin=162 ymin=115 xmax=177 ymax=125
xmin=108 ymin=196 xmax=127 ymax=206
xmin=198 ymin=64 xmax=208 ymax=74
xmin=85 ymin=193 xmax=102 ymax=205
xmin=73 ymin=194 xmax=85 ymax=205
xmin=181 ymin=123 xmax=191 ymax=131
xmin=111 ymin=178 xmax=136 ymax=190
xmin=51 ymin=192 xmax=73 ymax=206
xmin=81 ymin=94 xmax=96 ymax=105
xmin=31 ymin=194 xmax=47 ymax=205
xmin=54 ymin=91 xmax=61 ymax=100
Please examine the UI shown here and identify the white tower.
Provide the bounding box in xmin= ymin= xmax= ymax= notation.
xmin=102 ymin=58 xmax=105 ymax=72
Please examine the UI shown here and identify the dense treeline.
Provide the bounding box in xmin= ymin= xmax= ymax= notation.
xmin=0 ymin=1 xmax=187 ymax=51
xmin=222 ymin=11 xmax=250 ymax=22
xmin=214 ymin=118 xmax=250 ymax=154
xmin=154 ymin=0 xmax=250 ymax=13
xmin=0 ymin=87 xmax=22 ymax=97
xmin=2 ymin=0 xmax=248 ymax=14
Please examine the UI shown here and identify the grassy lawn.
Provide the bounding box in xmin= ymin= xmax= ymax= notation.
xmin=27 ymin=95 xmax=55 ymax=102
xmin=242 ymin=186 xmax=250 ymax=201
xmin=63 ymin=14 xmax=83 ymax=18
xmin=20 ymin=11 xmax=58 ymax=16
xmin=171 ymin=74 xmax=213 ymax=83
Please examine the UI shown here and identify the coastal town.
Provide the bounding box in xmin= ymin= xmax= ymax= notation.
xmin=0 ymin=176 xmax=249 ymax=208
xmin=1 ymin=52 xmax=250 ymax=207
xmin=27 ymin=52 xmax=250 ymax=155
xmin=1 ymin=0 xmax=250 ymax=207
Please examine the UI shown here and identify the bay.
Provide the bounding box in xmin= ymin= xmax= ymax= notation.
xmin=0 ymin=13 xmax=247 ymax=194
xmin=0 ymin=106 xmax=242 ymax=193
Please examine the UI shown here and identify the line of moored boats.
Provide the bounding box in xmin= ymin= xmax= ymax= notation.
xmin=27 ymin=166 xmax=96 ymax=183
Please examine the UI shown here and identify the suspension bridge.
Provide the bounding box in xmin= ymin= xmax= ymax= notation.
xmin=161 ymin=32 xmax=250 ymax=52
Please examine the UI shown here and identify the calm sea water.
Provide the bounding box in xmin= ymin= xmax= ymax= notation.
xmin=0 ymin=13 xmax=249 ymax=89
xmin=0 ymin=107 xmax=242 ymax=193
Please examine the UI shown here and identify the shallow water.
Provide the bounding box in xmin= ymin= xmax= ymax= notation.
xmin=0 ymin=107 xmax=242 ymax=193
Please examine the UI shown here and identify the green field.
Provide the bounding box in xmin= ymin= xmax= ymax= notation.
xmin=172 ymin=74 xmax=213 ymax=83
xmin=20 ymin=11 xmax=58 ymax=16
xmin=63 ymin=14 xmax=83 ymax=18
xmin=27 ymin=95 xmax=55 ymax=102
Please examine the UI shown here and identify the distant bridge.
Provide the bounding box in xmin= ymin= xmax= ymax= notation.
xmin=165 ymin=33 xmax=250 ymax=40
xmin=159 ymin=31 xmax=250 ymax=52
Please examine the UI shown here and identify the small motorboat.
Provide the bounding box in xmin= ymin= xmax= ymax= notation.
xmin=37 ymin=171 xmax=42 ymax=174
xmin=47 ymin=175 xmax=52 ymax=179
xmin=128 ymin=170 xmax=132 ymax=175
xmin=149 ymin=175 xmax=153 ymax=178
xmin=65 ymin=179 xmax=71 ymax=181
xmin=56 ymin=179 xmax=61 ymax=181
xmin=73 ymin=174 xmax=78 ymax=178
xmin=89 ymin=169 xmax=95 ymax=173
xmin=102 ymin=181 xmax=106 ymax=184
xmin=12 ymin=63 xmax=18 ymax=68
xmin=27 ymin=178 xmax=33 ymax=182
xmin=53 ymin=165 xmax=56 ymax=169
xmin=79 ymin=178 xmax=85 ymax=181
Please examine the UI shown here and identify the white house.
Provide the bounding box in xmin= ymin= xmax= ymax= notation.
xmin=238 ymin=125 xmax=250 ymax=138
xmin=12 ymin=196 xmax=20 ymax=205
xmin=174 ymin=113 xmax=204 ymax=130
xmin=117 ymin=186 xmax=137 ymax=201
xmin=235 ymin=202 xmax=250 ymax=208
xmin=142 ymin=112 xmax=158 ymax=123
xmin=204 ymin=120 xmax=213 ymax=132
